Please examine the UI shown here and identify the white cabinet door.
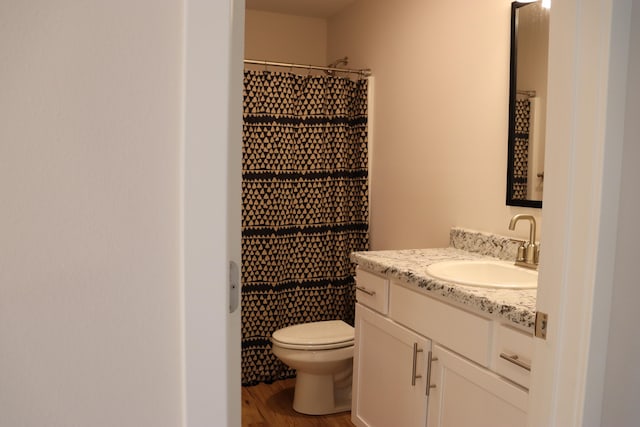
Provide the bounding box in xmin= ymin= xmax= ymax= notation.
xmin=352 ymin=303 xmax=430 ymax=427
xmin=427 ymin=344 xmax=528 ymax=427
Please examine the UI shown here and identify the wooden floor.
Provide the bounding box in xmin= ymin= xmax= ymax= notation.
xmin=242 ymin=378 xmax=356 ymax=427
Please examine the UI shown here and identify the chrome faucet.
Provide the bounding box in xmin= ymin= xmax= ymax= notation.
xmin=508 ymin=214 xmax=539 ymax=269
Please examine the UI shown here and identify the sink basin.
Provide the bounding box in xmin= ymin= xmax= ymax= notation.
xmin=425 ymin=260 xmax=538 ymax=289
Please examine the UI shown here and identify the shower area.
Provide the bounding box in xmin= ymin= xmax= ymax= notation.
xmin=512 ymin=92 xmax=538 ymax=200
xmin=240 ymin=55 xmax=372 ymax=385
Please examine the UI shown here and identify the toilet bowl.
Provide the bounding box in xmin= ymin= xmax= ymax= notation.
xmin=271 ymin=320 xmax=354 ymax=415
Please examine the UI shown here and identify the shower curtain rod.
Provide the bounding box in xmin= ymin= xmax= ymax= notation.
xmin=244 ymin=58 xmax=372 ymax=77
xmin=517 ymin=89 xmax=537 ymax=97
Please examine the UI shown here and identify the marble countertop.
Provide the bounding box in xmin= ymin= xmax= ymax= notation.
xmin=351 ymin=247 xmax=537 ymax=331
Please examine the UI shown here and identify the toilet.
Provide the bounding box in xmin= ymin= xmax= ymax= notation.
xmin=271 ymin=320 xmax=355 ymax=415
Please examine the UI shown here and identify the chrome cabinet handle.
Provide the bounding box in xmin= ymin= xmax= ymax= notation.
xmin=499 ymin=352 xmax=531 ymax=371
xmin=355 ymin=285 xmax=376 ymax=296
xmin=411 ymin=343 xmax=423 ymax=385
xmin=426 ymin=350 xmax=438 ymax=396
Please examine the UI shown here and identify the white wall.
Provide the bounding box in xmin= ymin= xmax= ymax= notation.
xmin=328 ymin=0 xmax=542 ymax=249
xmin=601 ymin=0 xmax=640 ymax=423
xmin=0 ymin=1 xmax=183 ymax=426
xmin=245 ymin=9 xmax=327 ymax=66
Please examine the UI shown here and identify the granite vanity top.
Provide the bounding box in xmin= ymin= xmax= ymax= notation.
xmin=350 ymin=228 xmax=537 ymax=331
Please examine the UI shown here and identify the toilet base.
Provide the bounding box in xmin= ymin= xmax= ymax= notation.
xmin=292 ymin=367 xmax=352 ymax=415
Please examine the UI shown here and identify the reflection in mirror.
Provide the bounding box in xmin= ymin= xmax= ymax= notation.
xmin=507 ymin=1 xmax=549 ymax=208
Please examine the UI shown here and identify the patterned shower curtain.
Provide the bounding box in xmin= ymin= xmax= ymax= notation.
xmin=241 ymin=70 xmax=369 ymax=385
xmin=512 ymin=98 xmax=531 ymax=200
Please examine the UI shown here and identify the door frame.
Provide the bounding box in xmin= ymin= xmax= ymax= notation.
xmin=181 ymin=0 xmax=635 ymax=425
xmin=527 ymin=0 xmax=632 ymax=425
xmin=182 ymin=0 xmax=244 ymax=426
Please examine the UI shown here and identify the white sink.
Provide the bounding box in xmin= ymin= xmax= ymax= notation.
xmin=425 ymin=260 xmax=538 ymax=289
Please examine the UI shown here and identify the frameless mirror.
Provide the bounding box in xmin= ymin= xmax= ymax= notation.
xmin=506 ymin=1 xmax=550 ymax=208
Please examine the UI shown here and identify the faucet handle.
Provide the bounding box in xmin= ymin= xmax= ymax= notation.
xmin=509 ymin=238 xmax=527 ymax=248
xmin=509 ymin=239 xmax=527 ymax=262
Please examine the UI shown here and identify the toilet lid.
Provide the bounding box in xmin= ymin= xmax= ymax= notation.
xmin=272 ymin=320 xmax=354 ymax=350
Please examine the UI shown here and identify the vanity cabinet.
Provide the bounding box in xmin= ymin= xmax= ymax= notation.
xmin=352 ymin=267 xmax=532 ymax=427
xmin=352 ymin=304 xmax=430 ymax=427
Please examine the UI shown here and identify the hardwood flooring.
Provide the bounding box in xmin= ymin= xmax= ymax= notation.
xmin=242 ymin=378 xmax=356 ymax=427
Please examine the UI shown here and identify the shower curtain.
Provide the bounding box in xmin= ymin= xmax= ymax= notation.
xmin=241 ymin=70 xmax=369 ymax=385
xmin=512 ymin=98 xmax=531 ymax=200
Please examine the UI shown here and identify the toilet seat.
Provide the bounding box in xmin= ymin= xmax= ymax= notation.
xmin=272 ymin=320 xmax=354 ymax=351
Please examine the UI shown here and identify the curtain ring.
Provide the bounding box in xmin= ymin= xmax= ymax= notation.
xmin=263 ymin=60 xmax=268 ymax=72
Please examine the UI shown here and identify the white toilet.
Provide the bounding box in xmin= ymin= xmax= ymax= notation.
xmin=271 ymin=320 xmax=354 ymax=415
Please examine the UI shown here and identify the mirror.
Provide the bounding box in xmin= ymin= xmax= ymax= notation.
xmin=506 ymin=1 xmax=550 ymax=208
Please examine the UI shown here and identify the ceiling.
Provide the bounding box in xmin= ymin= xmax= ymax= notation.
xmin=245 ymin=0 xmax=357 ymax=18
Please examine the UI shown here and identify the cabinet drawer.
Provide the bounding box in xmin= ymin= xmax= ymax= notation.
xmin=355 ymin=267 xmax=390 ymax=314
xmin=493 ymin=324 xmax=533 ymax=389
xmin=389 ymin=283 xmax=492 ymax=367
